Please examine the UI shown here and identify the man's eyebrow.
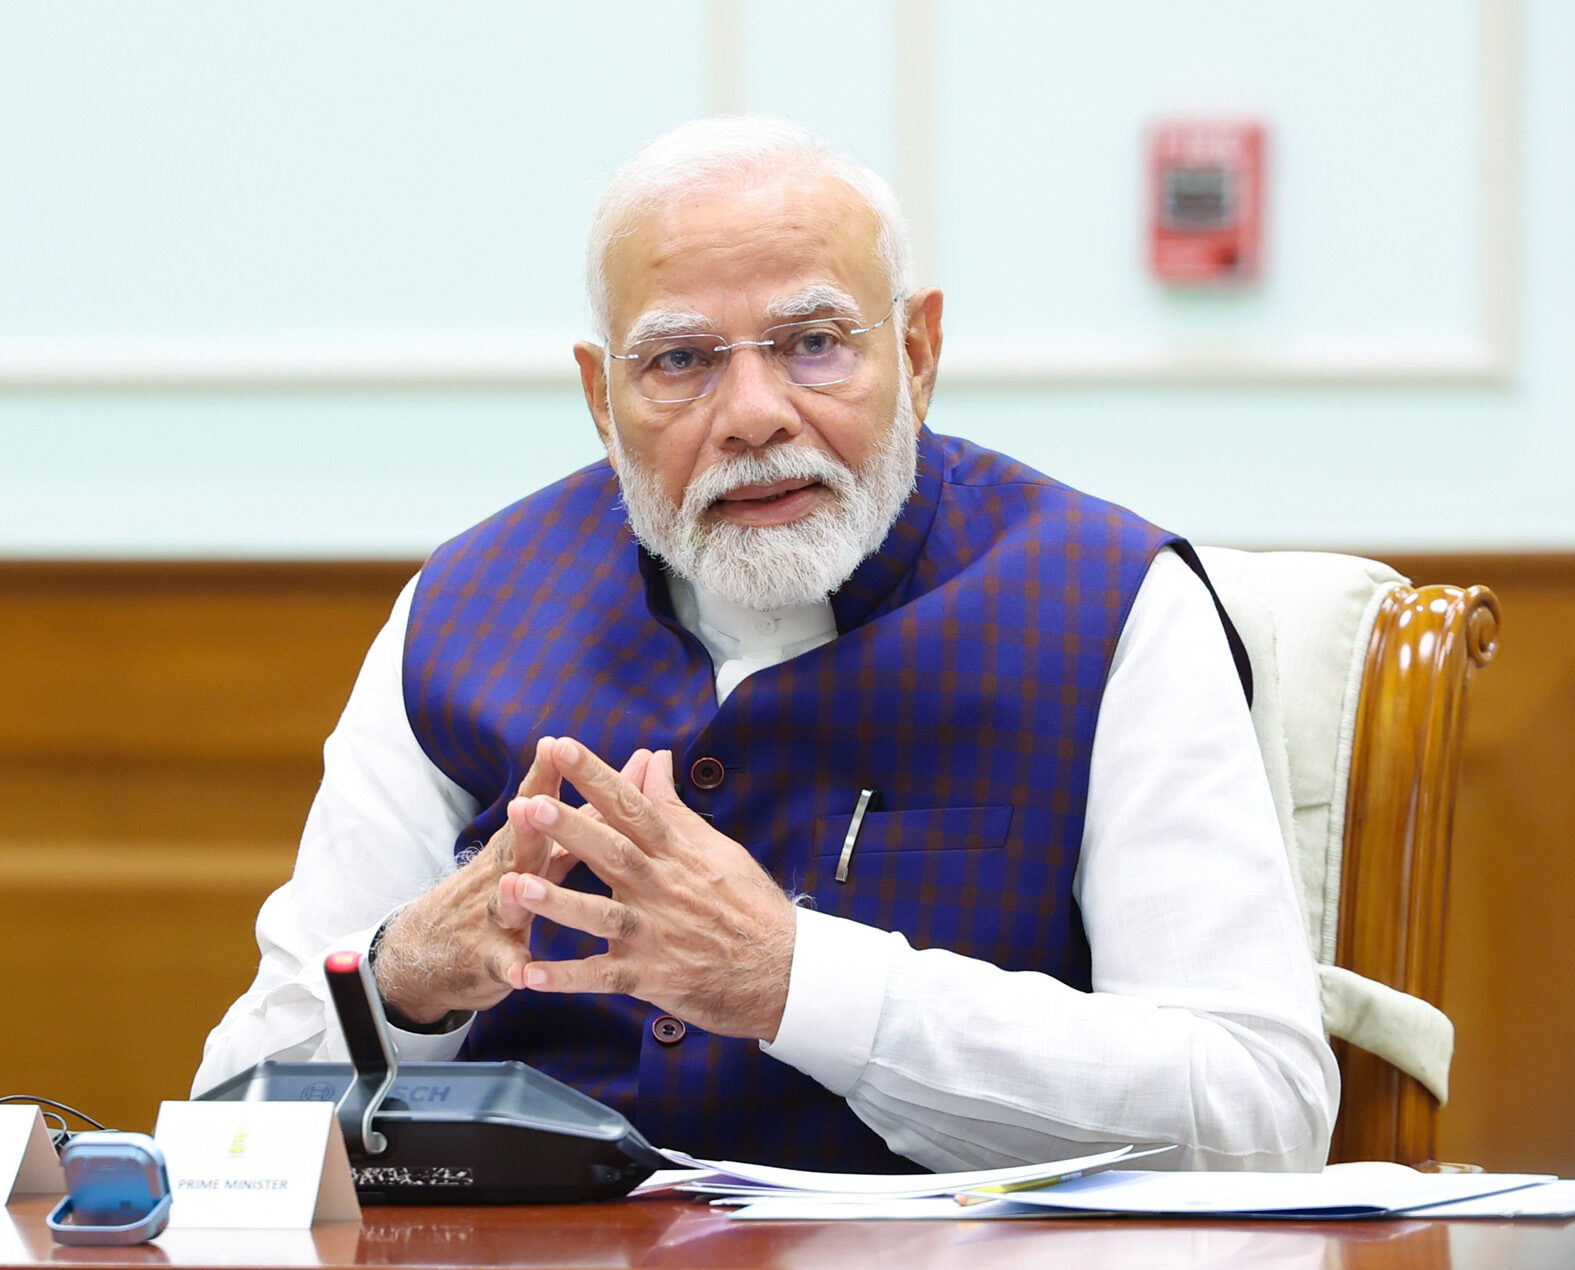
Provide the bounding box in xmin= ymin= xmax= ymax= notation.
xmin=620 ymin=288 xmax=864 ymax=346
xmin=765 ymin=285 xmax=862 ymax=322
xmin=622 ymin=309 xmax=714 ymax=346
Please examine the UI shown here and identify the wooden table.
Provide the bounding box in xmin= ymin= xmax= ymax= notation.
xmin=6 ymin=1195 xmax=1575 ymax=1270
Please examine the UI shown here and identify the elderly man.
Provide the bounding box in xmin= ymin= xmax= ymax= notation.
xmin=197 ymin=117 xmax=1338 ymax=1172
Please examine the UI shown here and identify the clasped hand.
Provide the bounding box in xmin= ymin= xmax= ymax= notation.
xmin=375 ymin=736 xmax=797 ymax=1042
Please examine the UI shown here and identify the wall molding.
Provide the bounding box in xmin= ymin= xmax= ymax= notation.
xmin=0 ymin=841 xmax=296 ymax=891
xmin=10 ymin=550 xmax=1573 ymax=581
xmin=935 ymin=335 xmax=1510 ymax=388
xmin=0 ymin=335 xmax=581 ymax=390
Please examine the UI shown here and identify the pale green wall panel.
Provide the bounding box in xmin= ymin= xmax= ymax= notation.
xmin=1 ymin=0 xmax=1569 ymax=557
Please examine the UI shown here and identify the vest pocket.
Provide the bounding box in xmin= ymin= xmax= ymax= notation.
xmin=804 ymin=805 xmax=1012 ymax=946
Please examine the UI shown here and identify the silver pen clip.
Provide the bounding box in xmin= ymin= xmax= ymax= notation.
xmin=835 ymin=788 xmax=878 ymax=884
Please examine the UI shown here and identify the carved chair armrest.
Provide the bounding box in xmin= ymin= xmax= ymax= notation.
xmin=1330 ymin=582 xmax=1501 ymax=1166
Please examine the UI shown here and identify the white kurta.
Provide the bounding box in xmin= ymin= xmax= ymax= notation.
xmin=193 ymin=548 xmax=1338 ymax=1171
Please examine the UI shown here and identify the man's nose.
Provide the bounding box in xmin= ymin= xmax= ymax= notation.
xmin=708 ymin=344 xmax=803 ymax=450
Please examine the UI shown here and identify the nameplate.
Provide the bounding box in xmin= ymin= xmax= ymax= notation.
xmin=155 ymin=1101 xmax=360 ymax=1228
xmin=0 ymin=1105 xmax=64 ymax=1201
xmin=0 ymin=1208 xmax=26 ymax=1262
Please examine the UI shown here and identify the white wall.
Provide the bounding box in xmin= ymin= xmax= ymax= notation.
xmin=1 ymin=0 xmax=1567 ymax=558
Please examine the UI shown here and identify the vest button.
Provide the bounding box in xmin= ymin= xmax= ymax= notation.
xmin=652 ymin=1015 xmax=687 ymax=1045
xmin=689 ymin=756 xmax=725 ymax=791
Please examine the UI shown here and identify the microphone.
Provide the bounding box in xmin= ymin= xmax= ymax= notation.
xmin=199 ymin=951 xmax=664 ymax=1202
xmin=323 ymin=950 xmax=394 ymax=1157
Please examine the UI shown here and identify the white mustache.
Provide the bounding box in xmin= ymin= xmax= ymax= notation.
xmin=682 ymin=446 xmax=852 ymax=518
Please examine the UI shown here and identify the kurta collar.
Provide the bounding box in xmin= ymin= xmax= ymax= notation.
xmin=680 ymin=580 xmax=834 ymax=655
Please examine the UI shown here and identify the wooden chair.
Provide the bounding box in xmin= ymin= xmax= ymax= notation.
xmin=1196 ymin=548 xmax=1501 ymax=1167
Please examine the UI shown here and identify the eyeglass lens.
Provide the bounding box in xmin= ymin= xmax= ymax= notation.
xmin=620 ymin=317 xmax=871 ymax=403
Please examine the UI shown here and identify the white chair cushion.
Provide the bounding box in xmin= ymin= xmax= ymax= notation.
xmin=1320 ymin=965 xmax=1454 ymax=1103
xmin=1195 ymin=546 xmax=1453 ymax=1103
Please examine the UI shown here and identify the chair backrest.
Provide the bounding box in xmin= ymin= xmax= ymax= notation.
xmin=1196 ymin=547 xmax=1501 ymax=1166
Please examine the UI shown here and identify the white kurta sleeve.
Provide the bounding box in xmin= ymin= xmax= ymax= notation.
xmin=763 ymin=548 xmax=1339 ymax=1171
xmin=191 ymin=575 xmax=480 ymax=1095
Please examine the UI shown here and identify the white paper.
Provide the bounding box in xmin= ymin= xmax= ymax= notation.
xmin=970 ymin=1167 xmax=1559 ymax=1219
xmin=658 ymin=1143 xmax=1156 ymax=1200
xmin=1406 ymin=1178 xmax=1575 ymax=1219
xmin=722 ymin=1161 xmax=1575 ymax=1224
xmin=0 ymin=1105 xmax=64 ymax=1199
xmin=630 ymin=1168 xmax=715 ymax=1194
xmin=155 ymin=1101 xmax=360 ymax=1228
xmin=728 ymin=1196 xmax=1044 ymax=1221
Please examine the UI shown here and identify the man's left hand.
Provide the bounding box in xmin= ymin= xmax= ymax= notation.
xmin=494 ymin=736 xmax=798 ymax=1042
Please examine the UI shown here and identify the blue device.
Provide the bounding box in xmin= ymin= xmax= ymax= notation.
xmin=46 ymin=1132 xmax=172 ymax=1245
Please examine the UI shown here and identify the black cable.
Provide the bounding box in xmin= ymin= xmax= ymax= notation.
xmin=0 ymin=1094 xmax=111 ymax=1149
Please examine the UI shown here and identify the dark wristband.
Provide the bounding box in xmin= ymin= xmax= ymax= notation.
xmin=366 ymin=915 xmax=471 ymax=1035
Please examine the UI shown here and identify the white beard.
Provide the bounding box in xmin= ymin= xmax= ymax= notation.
xmin=609 ymin=381 xmax=919 ymax=612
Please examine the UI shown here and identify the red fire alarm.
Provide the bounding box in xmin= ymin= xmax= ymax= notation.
xmin=1148 ymin=119 xmax=1266 ymax=283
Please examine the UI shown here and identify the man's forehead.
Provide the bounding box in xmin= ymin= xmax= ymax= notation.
xmin=601 ymin=168 xmax=886 ymax=334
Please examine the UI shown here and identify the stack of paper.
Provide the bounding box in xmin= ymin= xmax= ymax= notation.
xmin=640 ymin=1147 xmax=1575 ymax=1222
xmin=954 ymin=1164 xmax=1568 ymax=1221
xmin=644 ymin=1144 xmax=1162 ymax=1209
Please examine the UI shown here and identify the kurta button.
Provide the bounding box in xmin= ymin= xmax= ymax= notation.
xmin=652 ymin=1015 xmax=687 ymax=1045
xmin=690 ymin=756 xmax=725 ymax=790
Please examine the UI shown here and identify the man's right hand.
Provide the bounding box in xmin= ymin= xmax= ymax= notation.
xmin=371 ymin=736 xmax=610 ymax=1024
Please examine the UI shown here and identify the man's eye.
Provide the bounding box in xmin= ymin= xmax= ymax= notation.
xmin=785 ymin=328 xmax=843 ymax=359
xmin=650 ymin=345 xmax=711 ymax=374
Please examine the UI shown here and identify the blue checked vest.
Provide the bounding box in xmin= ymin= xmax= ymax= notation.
xmin=403 ymin=428 xmax=1177 ymax=1170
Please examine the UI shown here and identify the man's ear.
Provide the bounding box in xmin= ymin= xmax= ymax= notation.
xmin=574 ymin=341 xmax=617 ymax=464
xmin=902 ymin=288 xmax=944 ymax=427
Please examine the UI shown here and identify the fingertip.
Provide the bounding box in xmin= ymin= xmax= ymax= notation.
xmin=523 ymin=795 xmax=559 ymax=827
xmin=653 ymin=748 xmax=677 ymax=789
xmin=622 ymin=746 xmax=652 ymax=786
